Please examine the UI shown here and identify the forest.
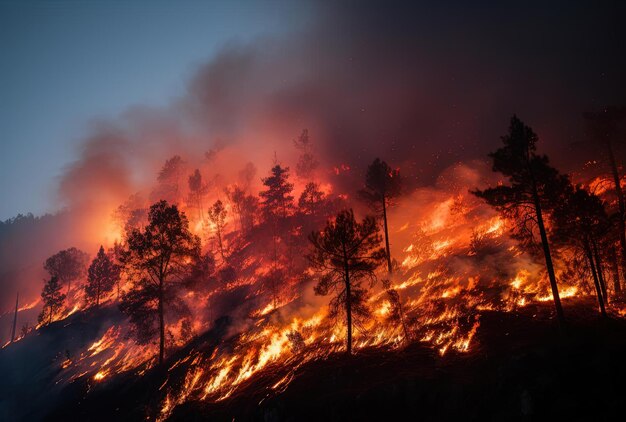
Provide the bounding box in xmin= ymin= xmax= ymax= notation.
xmin=1 ymin=110 xmax=626 ymax=420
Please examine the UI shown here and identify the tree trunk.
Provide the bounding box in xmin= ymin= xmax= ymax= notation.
xmin=610 ymin=245 xmax=621 ymax=297
xmin=216 ymin=226 xmax=226 ymax=264
xmin=271 ymin=228 xmax=279 ymax=308
xmin=593 ymin=241 xmax=609 ymax=304
xmin=381 ymin=195 xmax=393 ymax=274
xmin=10 ymin=292 xmax=18 ymax=342
xmin=606 ymin=140 xmax=626 ymax=282
xmin=586 ymin=242 xmax=607 ymax=317
xmin=158 ymin=279 xmax=165 ymax=365
xmin=343 ymin=243 xmax=352 ymax=356
xmin=96 ymin=282 xmax=100 ymax=307
xmin=533 ymin=188 xmax=565 ymax=326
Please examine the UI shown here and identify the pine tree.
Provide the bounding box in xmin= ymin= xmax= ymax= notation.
xmin=38 ymin=276 xmax=66 ymax=326
xmin=298 ymin=182 xmax=326 ymax=215
xmin=86 ymin=245 xmax=121 ymax=307
xmin=119 ymin=200 xmax=200 ymax=364
xmin=308 ymin=209 xmax=386 ymax=355
xmin=260 ymin=164 xmax=294 ymax=221
xmin=188 ymin=169 xmax=208 ymax=222
xmin=359 ymin=158 xmax=402 ymax=274
xmin=552 ymin=186 xmax=611 ymax=316
xmin=472 ymin=116 xmax=570 ymax=327
xmin=584 ymin=107 xmax=626 ymax=285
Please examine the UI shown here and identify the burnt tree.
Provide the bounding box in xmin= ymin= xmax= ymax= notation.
xmin=585 ymin=107 xmax=626 ymax=285
xmin=359 ymin=158 xmax=402 ymax=274
xmin=44 ymin=247 xmax=89 ymax=300
xmin=473 ymin=116 xmax=570 ymax=327
xmin=260 ymin=164 xmax=295 ymax=221
xmin=308 ymin=209 xmax=386 ymax=355
xmin=85 ymin=246 xmax=121 ymax=307
xmin=119 ymin=200 xmax=200 ymax=365
xmin=188 ymin=169 xmax=208 ymax=223
xmin=38 ymin=276 xmax=66 ymax=326
xmin=552 ymin=186 xmax=611 ymax=316
xmin=298 ymin=182 xmax=326 ymax=215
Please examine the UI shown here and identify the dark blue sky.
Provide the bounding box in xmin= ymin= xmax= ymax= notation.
xmin=0 ymin=0 xmax=306 ymax=220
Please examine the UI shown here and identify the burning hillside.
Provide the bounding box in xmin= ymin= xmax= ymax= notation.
xmin=2 ymin=2 xmax=626 ymax=420
xmin=2 ymin=113 xmax=626 ymax=421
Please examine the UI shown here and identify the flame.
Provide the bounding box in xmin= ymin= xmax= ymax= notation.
xmin=10 ymin=161 xmax=619 ymax=420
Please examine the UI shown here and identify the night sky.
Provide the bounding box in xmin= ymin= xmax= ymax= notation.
xmin=1 ymin=0 xmax=625 ymax=220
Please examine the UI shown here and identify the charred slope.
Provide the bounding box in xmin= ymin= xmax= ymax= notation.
xmin=40 ymin=316 xmax=232 ymax=422
xmin=0 ymin=305 xmax=125 ymax=421
xmin=41 ymin=300 xmax=626 ymax=421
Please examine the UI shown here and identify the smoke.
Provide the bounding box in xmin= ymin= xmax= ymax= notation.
xmin=3 ymin=1 xmax=626 ymax=323
xmin=55 ymin=1 xmax=626 ymax=205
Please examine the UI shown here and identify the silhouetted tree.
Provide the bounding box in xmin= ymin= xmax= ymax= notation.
xmin=308 ymin=209 xmax=386 ymax=355
xmin=38 ymin=276 xmax=66 ymax=326
xmin=293 ymin=129 xmax=318 ymax=179
xmin=188 ymin=169 xmax=208 ymax=222
xmin=119 ymin=200 xmax=200 ymax=364
xmin=608 ymin=246 xmax=621 ymax=296
xmin=86 ymin=246 xmax=121 ymax=307
xmin=44 ymin=247 xmax=89 ymax=299
xmin=208 ymin=199 xmax=228 ymax=263
xmin=260 ymin=164 xmax=294 ymax=221
xmin=472 ymin=116 xmax=570 ymax=326
xmin=552 ymin=186 xmax=610 ymax=316
xmin=585 ymin=107 xmax=626 ymax=284
xmin=298 ymin=182 xmax=326 ymax=215
xmin=359 ymin=158 xmax=402 ymax=274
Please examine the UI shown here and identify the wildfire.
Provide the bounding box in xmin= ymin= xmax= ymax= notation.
xmin=17 ymin=298 xmax=41 ymax=312
xmin=13 ymin=158 xmax=616 ymax=421
xmin=93 ymin=371 xmax=107 ymax=381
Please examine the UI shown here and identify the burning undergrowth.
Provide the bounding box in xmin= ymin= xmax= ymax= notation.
xmin=2 ymin=149 xmax=624 ymax=421
xmin=28 ymin=164 xmax=605 ymax=420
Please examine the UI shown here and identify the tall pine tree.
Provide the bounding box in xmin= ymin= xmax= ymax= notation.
xmin=260 ymin=164 xmax=294 ymax=221
xmin=119 ymin=200 xmax=200 ymax=364
xmin=473 ymin=116 xmax=570 ymax=327
xmin=359 ymin=158 xmax=402 ymax=274
xmin=308 ymin=209 xmax=386 ymax=355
